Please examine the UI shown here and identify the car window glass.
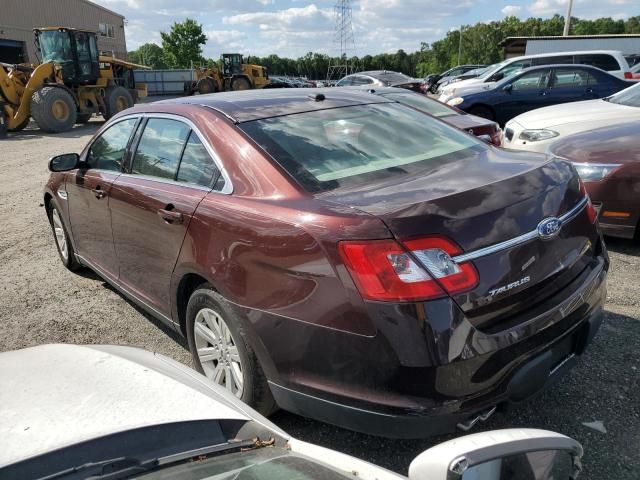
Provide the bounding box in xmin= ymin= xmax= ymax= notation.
xmin=531 ymin=55 xmax=573 ymax=66
xmin=336 ymin=76 xmax=352 ymax=86
xmin=351 ymin=76 xmax=372 ymax=85
xmin=493 ymin=60 xmax=530 ymax=81
xmin=511 ymin=69 xmax=551 ymax=91
xmin=575 ymin=54 xmax=619 ymax=71
xmin=176 ymin=132 xmax=220 ymax=188
xmin=553 ymin=68 xmax=595 ymax=87
xmin=608 ymin=82 xmax=640 ymax=106
xmin=87 ymin=118 xmax=137 ymax=171
xmin=131 ymin=118 xmax=190 ymax=180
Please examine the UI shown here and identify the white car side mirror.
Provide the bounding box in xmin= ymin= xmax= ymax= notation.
xmin=408 ymin=429 xmax=582 ymax=480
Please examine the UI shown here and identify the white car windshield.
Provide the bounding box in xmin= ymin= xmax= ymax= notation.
xmin=607 ymin=82 xmax=640 ymax=107
xmin=478 ymin=61 xmax=509 ymax=80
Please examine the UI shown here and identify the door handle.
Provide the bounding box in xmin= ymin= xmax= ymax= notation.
xmin=91 ymin=187 xmax=105 ymax=199
xmin=585 ymin=87 xmax=594 ymax=94
xmin=157 ymin=208 xmax=183 ymax=224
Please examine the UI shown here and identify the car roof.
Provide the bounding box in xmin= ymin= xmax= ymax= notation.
xmin=155 ymin=87 xmax=393 ymax=123
xmin=0 ymin=344 xmax=286 ymax=468
xmin=342 ymin=85 xmax=412 ymax=94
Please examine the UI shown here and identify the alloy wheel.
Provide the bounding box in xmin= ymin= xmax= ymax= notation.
xmin=193 ymin=307 xmax=244 ymax=397
xmin=51 ymin=208 xmax=68 ymax=261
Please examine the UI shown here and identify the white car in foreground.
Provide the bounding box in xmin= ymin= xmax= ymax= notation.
xmin=0 ymin=344 xmax=584 ymax=480
xmin=503 ymin=82 xmax=640 ymax=153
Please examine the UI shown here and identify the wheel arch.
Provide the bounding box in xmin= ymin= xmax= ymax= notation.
xmin=467 ymin=102 xmax=496 ymax=121
xmin=174 ymin=271 xmax=218 ymax=336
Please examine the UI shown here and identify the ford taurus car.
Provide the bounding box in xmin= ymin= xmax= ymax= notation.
xmin=0 ymin=344 xmax=585 ymax=480
xmin=44 ymin=88 xmax=608 ymax=438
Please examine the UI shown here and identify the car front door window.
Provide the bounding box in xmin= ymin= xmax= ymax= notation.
xmin=87 ymin=118 xmax=138 ymax=171
xmin=511 ymin=70 xmax=551 ymax=91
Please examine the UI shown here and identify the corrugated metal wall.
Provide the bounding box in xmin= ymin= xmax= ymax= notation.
xmin=526 ymin=38 xmax=640 ymax=56
xmin=0 ymin=0 xmax=127 ymax=62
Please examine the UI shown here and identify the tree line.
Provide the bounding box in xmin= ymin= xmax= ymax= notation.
xmin=129 ymin=15 xmax=640 ymax=78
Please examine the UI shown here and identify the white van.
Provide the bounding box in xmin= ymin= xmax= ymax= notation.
xmin=439 ymin=50 xmax=631 ymax=102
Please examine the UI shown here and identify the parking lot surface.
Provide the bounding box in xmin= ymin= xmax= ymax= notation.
xmin=1 ymin=120 xmax=638 ymax=479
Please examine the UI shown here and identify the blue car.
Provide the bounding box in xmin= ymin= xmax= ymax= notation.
xmin=446 ymin=64 xmax=632 ymax=125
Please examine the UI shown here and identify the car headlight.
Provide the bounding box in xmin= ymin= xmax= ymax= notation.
xmin=572 ymin=162 xmax=622 ymax=182
xmin=447 ymin=97 xmax=464 ymax=106
xmin=518 ymin=129 xmax=559 ymax=142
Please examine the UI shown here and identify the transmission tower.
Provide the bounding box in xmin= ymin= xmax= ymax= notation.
xmin=326 ymin=0 xmax=356 ymax=81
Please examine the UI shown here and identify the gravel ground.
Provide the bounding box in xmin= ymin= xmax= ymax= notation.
xmin=1 ymin=120 xmax=638 ymax=479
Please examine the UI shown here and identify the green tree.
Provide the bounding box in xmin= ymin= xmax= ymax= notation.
xmin=160 ymin=18 xmax=207 ymax=68
xmin=128 ymin=43 xmax=167 ymax=69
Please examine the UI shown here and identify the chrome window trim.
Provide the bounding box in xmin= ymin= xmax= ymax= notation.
xmin=115 ymin=112 xmax=234 ymax=194
xmin=453 ymin=197 xmax=588 ymax=263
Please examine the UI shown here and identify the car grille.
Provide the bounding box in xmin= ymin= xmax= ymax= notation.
xmin=505 ymin=128 xmax=514 ymax=141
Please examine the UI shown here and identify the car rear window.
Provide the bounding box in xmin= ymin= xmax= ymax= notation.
xmin=240 ymin=103 xmax=482 ymax=193
xmin=574 ymin=53 xmax=620 ymax=71
xmin=380 ymin=92 xmax=457 ymax=117
xmin=373 ymin=71 xmax=413 ymax=84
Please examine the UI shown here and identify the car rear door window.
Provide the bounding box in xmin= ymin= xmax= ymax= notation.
xmin=574 ymin=54 xmax=619 ymax=71
xmin=131 ymin=118 xmax=190 ymax=180
xmin=511 ymin=69 xmax=551 ymax=91
xmin=351 ymin=76 xmax=373 ymax=85
xmin=176 ymin=131 xmax=220 ymax=187
xmin=552 ymin=68 xmax=596 ymax=87
xmin=87 ymin=118 xmax=137 ymax=171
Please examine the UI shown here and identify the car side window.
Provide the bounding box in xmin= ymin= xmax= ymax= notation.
xmin=87 ymin=118 xmax=138 ymax=171
xmin=493 ymin=60 xmax=531 ymax=81
xmin=511 ymin=69 xmax=551 ymax=91
xmin=575 ymin=54 xmax=619 ymax=71
xmin=552 ymin=68 xmax=595 ymax=88
xmin=531 ymin=55 xmax=573 ymax=66
xmin=176 ymin=131 xmax=220 ymax=188
xmin=131 ymin=118 xmax=190 ymax=180
xmin=336 ymin=76 xmax=352 ymax=86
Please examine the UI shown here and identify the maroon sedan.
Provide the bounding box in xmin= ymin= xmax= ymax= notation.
xmin=349 ymin=86 xmax=502 ymax=145
xmin=550 ymin=121 xmax=640 ymax=239
xmin=45 ymin=89 xmax=606 ymax=438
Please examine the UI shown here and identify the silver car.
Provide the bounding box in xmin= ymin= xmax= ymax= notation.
xmin=0 ymin=344 xmax=584 ymax=480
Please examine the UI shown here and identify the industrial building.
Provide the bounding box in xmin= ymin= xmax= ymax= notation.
xmin=0 ymin=0 xmax=127 ymax=64
xmin=500 ymin=34 xmax=640 ymax=58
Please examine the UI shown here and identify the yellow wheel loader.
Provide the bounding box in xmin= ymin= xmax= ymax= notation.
xmin=191 ymin=53 xmax=269 ymax=94
xmin=0 ymin=27 xmax=148 ymax=134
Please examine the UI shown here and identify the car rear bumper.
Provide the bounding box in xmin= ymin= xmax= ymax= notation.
xmin=246 ymin=254 xmax=607 ymax=438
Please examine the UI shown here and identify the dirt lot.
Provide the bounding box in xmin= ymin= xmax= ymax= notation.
xmin=1 ymin=120 xmax=639 ymax=479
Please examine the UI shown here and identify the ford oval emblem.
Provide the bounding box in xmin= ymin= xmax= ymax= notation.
xmin=537 ymin=217 xmax=563 ymax=240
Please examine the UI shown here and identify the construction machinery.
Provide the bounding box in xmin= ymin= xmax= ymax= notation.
xmin=0 ymin=27 xmax=148 ymax=134
xmin=191 ymin=53 xmax=269 ymax=94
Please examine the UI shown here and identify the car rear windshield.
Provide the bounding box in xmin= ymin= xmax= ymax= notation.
xmin=373 ymin=71 xmax=413 ymax=84
xmin=380 ymin=92 xmax=457 ymax=117
xmin=240 ymin=103 xmax=482 ymax=193
xmin=608 ymin=82 xmax=640 ymax=107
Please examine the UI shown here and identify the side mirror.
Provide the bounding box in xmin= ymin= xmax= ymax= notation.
xmin=49 ymin=153 xmax=80 ymax=172
xmin=502 ymin=84 xmax=513 ymax=93
xmin=409 ymin=429 xmax=583 ymax=480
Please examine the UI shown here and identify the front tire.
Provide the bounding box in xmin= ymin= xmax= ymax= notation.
xmin=186 ymin=286 xmax=277 ymax=415
xmin=31 ymin=87 xmax=77 ymax=133
xmin=48 ymin=203 xmax=82 ymax=271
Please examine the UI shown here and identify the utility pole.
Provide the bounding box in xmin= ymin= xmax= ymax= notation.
xmin=563 ymin=0 xmax=574 ymax=36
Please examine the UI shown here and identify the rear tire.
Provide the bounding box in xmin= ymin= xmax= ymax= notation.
xmin=468 ymin=105 xmax=495 ymax=122
xmin=31 ymin=87 xmax=77 ymax=133
xmin=47 ymin=203 xmax=82 ymax=271
xmin=197 ymin=78 xmax=216 ymax=95
xmin=231 ymin=76 xmax=252 ymax=91
xmin=186 ymin=286 xmax=277 ymax=416
xmin=103 ymin=86 xmax=134 ymax=120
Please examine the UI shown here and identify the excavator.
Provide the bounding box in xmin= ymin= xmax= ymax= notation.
xmin=190 ymin=53 xmax=269 ymax=94
xmin=0 ymin=27 xmax=148 ymax=135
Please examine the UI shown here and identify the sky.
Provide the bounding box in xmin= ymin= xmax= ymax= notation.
xmin=98 ymin=0 xmax=638 ymax=58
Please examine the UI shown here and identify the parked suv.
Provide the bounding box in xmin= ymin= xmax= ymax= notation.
xmin=439 ymin=50 xmax=632 ymax=102
xmin=45 ymin=89 xmax=608 ymax=438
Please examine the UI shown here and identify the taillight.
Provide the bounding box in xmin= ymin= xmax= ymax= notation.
xmin=338 ymin=236 xmax=478 ymax=302
xmin=579 ymin=178 xmax=598 ymax=223
xmin=624 ymin=72 xmax=633 ymax=79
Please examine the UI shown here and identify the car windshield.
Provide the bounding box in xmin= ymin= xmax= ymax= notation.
xmin=380 ymin=92 xmax=457 ymax=117
xmin=372 ymin=71 xmax=413 ymax=84
xmin=240 ymin=103 xmax=482 ymax=193
xmin=137 ymin=446 xmax=354 ymax=480
xmin=467 ymin=67 xmax=488 ymax=76
xmin=607 ymin=82 xmax=640 ymax=107
xmin=478 ymin=61 xmax=509 ymax=80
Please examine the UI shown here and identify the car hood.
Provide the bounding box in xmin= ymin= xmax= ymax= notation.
xmin=549 ymin=120 xmax=640 ymax=165
xmin=510 ymin=99 xmax=640 ymax=129
xmin=441 ymin=77 xmax=484 ymax=92
xmin=0 ymin=344 xmax=286 ymax=468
